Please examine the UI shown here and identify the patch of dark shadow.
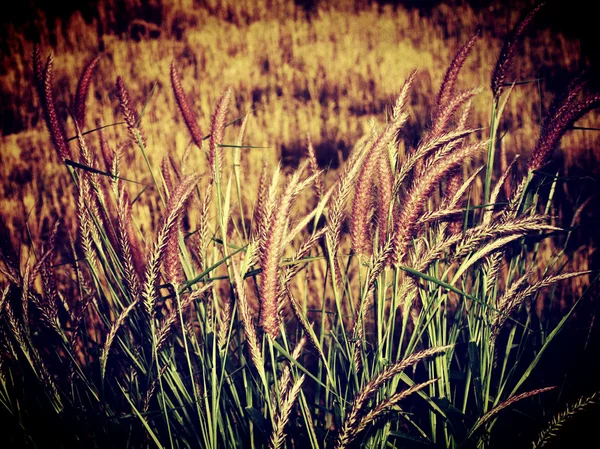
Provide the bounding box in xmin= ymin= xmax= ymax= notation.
xmin=260 ymin=56 xmax=270 ymax=75
xmin=128 ymin=19 xmax=162 ymax=41
xmin=347 ymin=97 xmax=389 ymax=117
xmin=399 ymin=120 xmax=424 ymax=149
xmin=251 ymin=87 xmax=266 ymax=104
xmin=170 ymin=13 xmax=199 ymax=42
xmin=294 ymin=0 xmax=319 ymax=15
xmin=293 ymin=87 xmax=311 ymax=102
xmin=281 ymin=138 xmax=351 ymax=170
xmin=7 ymin=166 xmax=33 ymax=192
xmin=0 ymin=107 xmax=19 ymax=135
xmin=292 ymin=84 xmax=346 ymax=109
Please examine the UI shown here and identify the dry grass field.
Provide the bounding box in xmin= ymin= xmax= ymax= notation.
xmin=1 ymin=1 xmax=599 ymax=448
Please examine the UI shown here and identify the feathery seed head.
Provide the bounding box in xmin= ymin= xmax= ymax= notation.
xmin=209 ymin=87 xmax=232 ymax=181
xmin=39 ymin=53 xmax=70 ymax=161
xmin=434 ymin=29 xmax=480 ymax=121
xmin=351 ymin=80 xmax=413 ymax=256
xmin=350 ymin=144 xmax=378 ymax=257
xmin=528 ymin=88 xmax=600 ymax=172
xmin=376 ymin=143 xmax=394 ymax=247
xmin=142 ymin=174 xmax=200 ymax=317
xmin=259 ymin=163 xmax=311 ymax=338
xmin=171 ymin=61 xmax=204 ymax=149
xmin=72 ymin=55 xmax=101 ymax=129
xmin=491 ymin=2 xmax=545 ymax=101
xmin=392 ymin=70 xmax=417 ymax=122
xmin=116 ymin=76 xmax=146 ymax=147
xmin=390 ymin=140 xmax=487 ymax=266
xmin=427 ymin=88 xmax=481 ymax=143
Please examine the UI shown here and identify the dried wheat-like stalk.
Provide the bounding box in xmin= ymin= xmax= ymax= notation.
xmin=327 ymin=131 xmax=371 ymax=242
xmin=164 ymin=215 xmax=185 ymax=286
xmin=7 ymin=262 xmax=63 ymax=409
xmin=532 ymin=390 xmax=600 ymax=449
xmin=217 ymin=293 xmax=232 ymax=350
xmin=31 ymin=222 xmax=62 ymax=334
xmin=350 ymin=78 xmax=412 ymax=256
xmin=271 ymin=335 xmax=306 ymax=411
xmin=277 ymin=227 xmax=327 ymax=308
xmin=142 ymin=363 xmax=169 ymax=413
xmin=453 ymin=215 xmax=558 ymax=259
xmin=232 ymin=261 xmax=267 ymax=388
xmin=417 ymin=208 xmax=465 ymax=226
xmin=407 ymin=215 xmax=557 ymax=292
xmin=446 ymin=165 xmax=483 ymax=213
xmin=116 ymin=76 xmax=146 ymax=147
xmin=77 ymin=174 xmax=102 ymax=272
xmin=161 ymin=156 xmax=174 ymax=198
xmin=528 ymin=81 xmax=600 ymax=172
xmin=142 ymin=174 xmax=200 ymax=318
xmin=426 ymin=88 xmax=481 ymax=144
xmin=376 ymin=142 xmax=394 ymax=248
xmin=209 ymin=88 xmax=232 ymax=181
xmin=98 ymin=130 xmax=116 ymax=172
xmin=269 ymin=374 xmax=305 ymax=449
xmin=72 ymin=55 xmax=100 ymax=129
xmin=259 ymin=164 xmax=312 ymax=338
xmin=253 ymin=162 xmax=270 ymax=242
xmin=444 ymin=172 xmax=464 ymax=234
xmin=483 ymin=155 xmax=520 ymax=226
xmin=434 ymin=30 xmax=480 ymax=122
xmin=454 ymin=233 xmax=528 ymax=281
xmin=325 ymin=139 xmax=369 ymax=286
xmin=335 ymin=346 xmax=451 ymax=449
xmin=100 ymin=298 xmax=139 ymax=380
xmin=350 ymin=378 xmax=438 ymax=442
xmin=394 ymin=127 xmax=478 ymax=195
xmin=351 ymin=236 xmax=395 ymax=343
xmin=483 ymin=251 xmax=504 ymax=298
xmin=350 ymin=146 xmax=378 ymax=256
xmin=74 ymin=127 xmax=121 ymax=255
xmin=197 ymin=180 xmax=214 ymax=272
xmin=170 ymin=61 xmax=204 ymax=149
xmin=491 ymin=2 xmax=545 ymax=101
xmin=390 ymin=140 xmax=487 ymax=266
xmin=286 ymin=287 xmax=328 ymax=368
xmin=117 ymin=185 xmax=144 ymax=286
xmin=468 ymin=386 xmax=555 ymax=440
xmin=491 ymin=271 xmax=591 ymax=341
xmin=440 ymin=98 xmax=473 ymax=234
xmin=35 ymin=52 xmax=70 ymax=160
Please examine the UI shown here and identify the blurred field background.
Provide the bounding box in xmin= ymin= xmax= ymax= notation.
xmin=2 ymin=0 xmax=599 ymax=248
xmin=1 ymin=0 xmax=598 ymax=312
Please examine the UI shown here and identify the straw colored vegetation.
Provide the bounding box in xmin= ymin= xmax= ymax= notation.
xmin=1 ymin=0 xmax=599 ymax=448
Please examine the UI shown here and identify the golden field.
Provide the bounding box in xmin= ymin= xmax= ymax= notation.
xmin=2 ymin=2 xmax=600 ymax=447
xmin=1 ymin=0 xmax=598 ymax=253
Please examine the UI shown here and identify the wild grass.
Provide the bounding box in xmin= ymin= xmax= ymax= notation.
xmin=1 ymin=1 xmax=600 ymax=448
xmin=2 ymin=1 xmax=598 ymax=249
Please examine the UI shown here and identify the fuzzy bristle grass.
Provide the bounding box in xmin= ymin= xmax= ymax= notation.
xmin=1 ymin=5 xmax=599 ymax=448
